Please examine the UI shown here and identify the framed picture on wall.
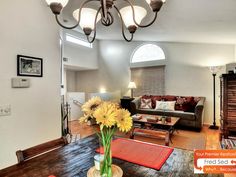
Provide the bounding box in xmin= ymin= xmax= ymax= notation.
xmin=17 ymin=55 xmax=43 ymax=77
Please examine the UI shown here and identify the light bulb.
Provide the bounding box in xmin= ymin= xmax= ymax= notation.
xmin=73 ymin=8 xmax=101 ymax=30
xmin=119 ymin=6 xmax=147 ymax=28
xmin=45 ymin=0 xmax=69 ymax=7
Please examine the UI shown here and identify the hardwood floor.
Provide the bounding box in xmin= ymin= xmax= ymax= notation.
xmin=69 ymin=121 xmax=97 ymax=139
xmin=69 ymin=121 xmax=220 ymax=150
xmin=204 ymin=125 xmax=221 ymax=149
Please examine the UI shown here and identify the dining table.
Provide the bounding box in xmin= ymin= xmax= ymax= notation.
xmin=0 ymin=134 xmax=223 ymax=177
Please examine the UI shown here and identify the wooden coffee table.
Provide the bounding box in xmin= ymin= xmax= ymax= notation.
xmin=130 ymin=114 xmax=180 ymax=146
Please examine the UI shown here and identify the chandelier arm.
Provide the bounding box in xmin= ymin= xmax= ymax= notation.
xmin=55 ymin=15 xmax=79 ymax=29
xmin=123 ymin=0 xmax=158 ymax=28
xmin=86 ymin=7 xmax=102 ymax=43
xmin=113 ymin=5 xmax=133 ymax=42
xmin=54 ymin=0 xmax=99 ymax=30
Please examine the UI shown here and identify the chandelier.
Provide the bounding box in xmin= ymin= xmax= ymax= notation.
xmin=45 ymin=0 xmax=166 ymax=43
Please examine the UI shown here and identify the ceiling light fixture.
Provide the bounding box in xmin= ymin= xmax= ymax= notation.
xmin=45 ymin=0 xmax=166 ymax=43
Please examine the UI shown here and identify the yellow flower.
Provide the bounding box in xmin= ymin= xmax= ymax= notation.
xmin=105 ymin=101 xmax=120 ymax=109
xmin=116 ymin=109 xmax=132 ymax=132
xmin=81 ymin=96 xmax=102 ymax=118
xmin=93 ymin=102 xmax=117 ymax=127
xmin=79 ymin=115 xmax=90 ymax=123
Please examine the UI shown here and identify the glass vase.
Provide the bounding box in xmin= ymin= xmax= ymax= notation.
xmin=100 ymin=135 xmax=112 ymax=177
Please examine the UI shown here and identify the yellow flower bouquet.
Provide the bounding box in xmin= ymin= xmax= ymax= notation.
xmin=80 ymin=97 xmax=133 ymax=177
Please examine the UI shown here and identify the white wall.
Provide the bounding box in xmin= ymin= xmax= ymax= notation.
xmin=164 ymin=43 xmax=234 ymax=125
xmin=66 ymin=70 xmax=77 ymax=92
xmin=62 ymin=29 xmax=98 ymax=70
xmin=235 ymin=45 xmax=236 ymax=60
xmin=76 ymin=40 xmax=138 ymax=95
xmin=0 ymin=0 xmax=61 ymax=169
xmin=75 ymin=40 xmax=235 ymax=125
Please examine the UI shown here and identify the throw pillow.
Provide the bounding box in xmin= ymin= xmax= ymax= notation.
xmin=155 ymin=101 xmax=176 ymax=111
xmin=162 ymin=95 xmax=176 ymax=101
xmin=175 ymin=97 xmax=183 ymax=111
xmin=141 ymin=95 xmax=152 ymax=99
xmin=175 ymin=96 xmax=196 ymax=112
xmin=183 ymin=97 xmax=194 ymax=112
xmin=140 ymin=98 xmax=152 ymax=109
xmin=188 ymin=97 xmax=201 ymax=112
xmin=176 ymin=96 xmax=185 ymax=105
xmin=151 ymin=95 xmax=163 ymax=108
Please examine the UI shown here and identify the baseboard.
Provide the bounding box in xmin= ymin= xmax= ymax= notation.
xmin=203 ymin=123 xmax=220 ymax=127
xmin=203 ymin=123 xmax=210 ymax=126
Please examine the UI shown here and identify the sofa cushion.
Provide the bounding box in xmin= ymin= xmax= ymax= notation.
xmin=170 ymin=111 xmax=195 ymax=121
xmin=175 ymin=96 xmax=195 ymax=112
xmin=140 ymin=95 xmax=201 ymax=113
xmin=175 ymin=97 xmax=185 ymax=111
xmin=151 ymin=95 xmax=163 ymax=108
xmin=140 ymin=98 xmax=152 ymax=109
xmin=192 ymin=97 xmax=201 ymax=107
xmin=155 ymin=101 xmax=176 ymax=111
xmin=141 ymin=95 xmax=152 ymax=99
xmin=162 ymin=95 xmax=177 ymax=101
xmin=137 ymin=108 xmax=195 ymax=121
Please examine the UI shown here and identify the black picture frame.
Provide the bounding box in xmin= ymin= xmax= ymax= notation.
xmin=17 ymin=55 xmax=43 ymax=77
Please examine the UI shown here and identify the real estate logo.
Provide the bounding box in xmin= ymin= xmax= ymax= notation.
xmin=194 ymin=150 xmax=236 ymax=174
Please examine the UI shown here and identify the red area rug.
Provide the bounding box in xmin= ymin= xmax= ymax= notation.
xmin=96 ymin=138 xmax=174 ymax=170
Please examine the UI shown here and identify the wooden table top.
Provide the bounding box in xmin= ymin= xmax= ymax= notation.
xmin=132 ymin=114 xmax=180 ymax=127
xmin=0 ymin=135 xmax=223 ymax=177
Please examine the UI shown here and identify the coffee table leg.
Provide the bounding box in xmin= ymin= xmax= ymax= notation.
xmin=130 ymin=127 xmax=135 ymax=139
xmin=169 ymin=126 xmax=176 ymax=144
xmin=165 ymin=131 xmax=170 ymax=146
xmin=169 ymin=136 xmax=173 ymax=144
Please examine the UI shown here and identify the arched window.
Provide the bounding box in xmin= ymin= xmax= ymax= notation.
xmin=130 ymin=44 xmax=165 ymax=96
xmin=131 ymin=44 xmax=165 ymax=63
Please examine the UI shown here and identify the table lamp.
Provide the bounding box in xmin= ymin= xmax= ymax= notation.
xmin=128 ymin=82 xmax=137 ymax=98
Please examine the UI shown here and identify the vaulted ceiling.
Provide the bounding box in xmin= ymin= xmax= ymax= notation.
xmin=60 ymin=0 xmax=236 ymax=44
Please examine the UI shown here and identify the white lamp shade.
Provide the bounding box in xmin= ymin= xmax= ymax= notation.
xmin=128 ymin=82 xmax=137 ymax=89
xmin=45 ymin=0 xmax=69 ymax=7
xmin=73 ymin=8 xmax=101 ymax=30
xmin=209 ymin=66 xmax=222 ymax=74
xmin=119 ymin=6 xmax=147 ymax=28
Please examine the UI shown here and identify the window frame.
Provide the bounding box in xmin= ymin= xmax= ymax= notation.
xmin=65 ymin=33 xmax=93 ymax=48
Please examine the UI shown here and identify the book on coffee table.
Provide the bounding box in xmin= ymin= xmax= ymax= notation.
xmin=132 ymin=114 xmax=142 ymax=120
